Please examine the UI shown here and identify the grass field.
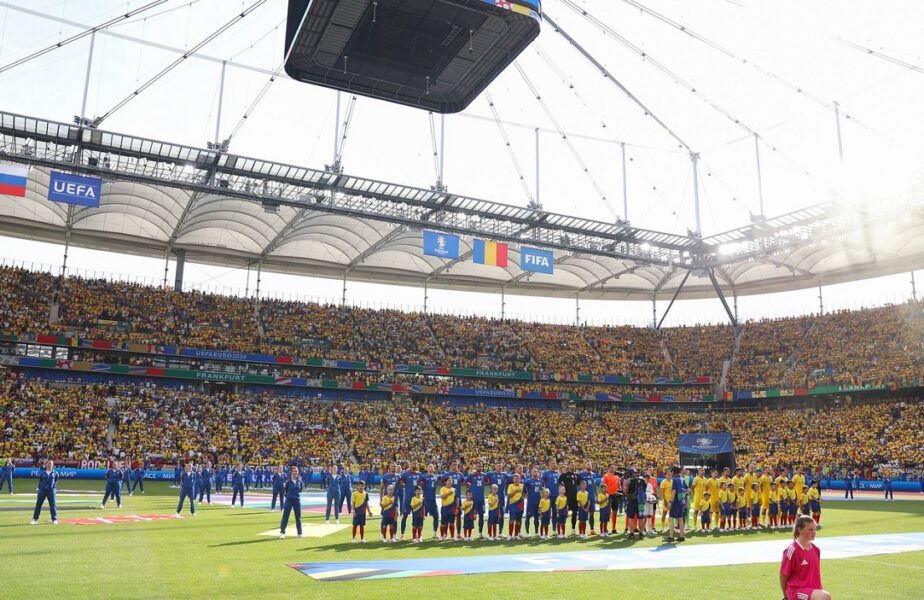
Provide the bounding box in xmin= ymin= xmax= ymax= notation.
xmin=2 ymin=480 xmax=922 ymax=599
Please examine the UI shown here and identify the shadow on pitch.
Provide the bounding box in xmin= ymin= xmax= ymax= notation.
xmin=209 ymin=538 xmax=279 ymax=548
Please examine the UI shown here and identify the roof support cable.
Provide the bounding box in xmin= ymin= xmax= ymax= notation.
xmin=619 ymin=0 xmax=871 ymax=131
xmin=0 ymin=0 xmax=169 ymax=75
xmin=91 ymin=0 xmax=268 ymax=128
xmin=513 ymin=61 xmax=619 ymax=221
xmin=483 ymin=91 xmax=535 ymax=206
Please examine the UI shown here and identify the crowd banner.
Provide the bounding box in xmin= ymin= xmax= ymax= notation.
xmin=824 ymin=480 xmax=920 ymax=492
xmin=13 ymin=468 xmax=174 ymax=481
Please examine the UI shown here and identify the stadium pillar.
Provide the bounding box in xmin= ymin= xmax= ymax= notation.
xmin=255 ymin=261 xmax=262 ymax=300
xmin=535 ymin=127 xmax=540 ymax=206
xmin=651 ymin=295 xmax=657 ymax=329
xmin=575 ymin=294 xmax=580 ymax=326
xmin=215 ymin=60 xmax=226 ymax=145
xmin=833 ymin=100 xmax=844 ymax=164
xmin=911 ymin=271 xmax=917 ymax=302
xmin=733 ymin=290 xmax=739 ymax=322
xmin=818 ymin=284 xmax=824 ymax=315
xmin=61 ymin=205 xmax=74 ymax=277
xmin=341 ymin=272 xmax=347 ymax=305
xmin=753 ymin=133 xmax=764 ymax=217
xmin=621 ymin=141 xmax=628 ymax=221
xmin=424 ymin=281 xmax=429 ymax=313
xmin=173 ymin=249 xmax=186 ymax=292
xmin=79 ymin=31 xmax=96 ymax=124
xmin=691 ymin=152 xmax=702 ymax=236
xmin=501 ymin=288 xmax=506 ymax=319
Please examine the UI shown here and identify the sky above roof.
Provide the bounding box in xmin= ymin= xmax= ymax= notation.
xmin=0 ymin=0 xmax=922 ymax=325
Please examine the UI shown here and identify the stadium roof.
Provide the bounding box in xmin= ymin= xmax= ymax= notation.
xmin=1 ymin=1 xmax=923 ymax=304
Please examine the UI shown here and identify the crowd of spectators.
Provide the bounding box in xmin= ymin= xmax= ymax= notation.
xmin=2 ymin=371 xmax=922 ymax=476
xmin=4 ymin=267 xmax=924 ymax=391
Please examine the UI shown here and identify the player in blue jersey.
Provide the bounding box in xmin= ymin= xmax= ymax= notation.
xmin=399 ymin=461 xmax=422 ymax=541
xmin=487 ymin=462 xmax=509 ymax=535
xmin=279 ymin=466 xmax=304 ymax=539
xmin=524 ymin=466 xmax=543 ymax=536
xmin=440 ymin=460 xmax=464 ymax=541
xmin=380 ymin=463 xmax=399 ymax=503
xmin=172 ymin=464 xmax=181 ymax=488
xmin=176 ymin=463 xmax=197 ymax=518
xmin=231 ymin=463 xmax=245 ymax=507
xmin=100 ymin=464 xmax=123 ymax=509
xmin=31 ymin=459 xmax=58 ymax=524
xmin=580 ymin=462 xmax=598 ymax=535
xmin=270 ymin=465 xmax=286 ymax=511
xmin=120 ymin=464 xmax=132 ymax=496
xmin=197 ymin=462 xmax=213 ymax=505
xmin=541 ymin=459 xmax=561 ymax=524
xmin=420 ymin=463 xmax=440 ymax=539
xmin=464 ymin=462 xmax=488 ymax=538
xmin=213 ymin=464 xmax=223 ymax=493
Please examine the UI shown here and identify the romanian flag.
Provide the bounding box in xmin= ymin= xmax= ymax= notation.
xmin=473 ymin=239 xmax=508 ymax=267
xmin=0 ymin=163 xmax=28 ymax=197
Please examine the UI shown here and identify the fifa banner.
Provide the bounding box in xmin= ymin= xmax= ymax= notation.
xmin=423 ymin=230 xmax=460 ymax=259
xmin=520 ymin=246 xmax=554 ymax=274
xmin=48 ymin=170 xmax=102 ymax=207
xmin=678 ymin=433 xmax=734 ymax=454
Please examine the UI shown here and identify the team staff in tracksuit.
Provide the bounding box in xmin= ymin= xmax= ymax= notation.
xmin=120 ymin=465 xmax=132 ymax=496
xmin=100 ymin=465 xmax=123 ymax=509
xmin=176 ymin=463 xmax=197 ymax=517
xmin=324 ymin=463 xmax=342 ymax=523
xmin=338 ymin=463 xmax=353 ymax=516
xmin=231 ymin=463 xmax=245 ymax=507
xmin=131 ymin=464 xmax=145 ymax=494
xmin=271 ymin=465 xmax=287 ymax=511
xmin=198 ymin=462 xmax=213 ymax=504
xmin=31 ymin=460 xmax=59 ymax=524
xmin=1 ymin=457 xmax=15 ymax=494
xmin=279 ymin=466 xmax=304 ymax=539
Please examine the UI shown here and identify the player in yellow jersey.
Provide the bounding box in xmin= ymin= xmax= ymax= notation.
xmin=506 ymin=474 xmax=525 ymax=540
xmin=410 ymin=487 xmax=425 ymax=543
xmin=768 ymin=482 xmax=780 ymax=528
xmin=659 ymin=473 xmax=672 ymax=534
xmin=576 ymin=480 xmax=590 ymax=538
xmin=743 ymin=465 xmax=755 ymax=497
xmin=351 ymin=480 xmax=368 ymax=543
xmin=698 ymin=492 xmax=712 ymax=531
xmin=487 ymin=485 xmax=500 ymax=540
xmin=758 ymin=468 xmax=772 ymax=527
xmin=793 ymin=469 xmax=806 ymax=499
xmin=555 ymin=485 xmax=569 ymax=538
xmin=596 ymin=489 xmax=610 ymax=537
xmin=706 ymin=469 xmax=720 ymax=527
xmin=538 ymin=488 xmax=552 ymax=539
xmin=691 ymin=468 xmax=707 ymax=525
xmin=380 ymin=484 xmax=397 ymax=542
xmin=439 ymin=477 xmax=457 ymax=541
xmin=732 ymin=468 xmax=745 ymax=505
xmin=808 ymin=481 xmax=822 ymax=526
xmin=461 ymin=491 xmax=475 ymax=539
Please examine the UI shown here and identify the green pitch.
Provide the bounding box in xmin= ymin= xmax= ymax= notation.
xmin=2 ymin=481 xmax=922 ymax=599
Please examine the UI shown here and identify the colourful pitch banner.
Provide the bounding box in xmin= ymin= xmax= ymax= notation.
xmin=422 ymin=230 xmax=460 ymax=259
xmin=0 ymin=162 xmax=28 ymax=197
xmin=48 ymin=171 xmax=102 ymax=207
xmin=473 ymin=239 xmax=508 ymax=267
xmin=519 ymin=246 xmax=554 ymax=273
